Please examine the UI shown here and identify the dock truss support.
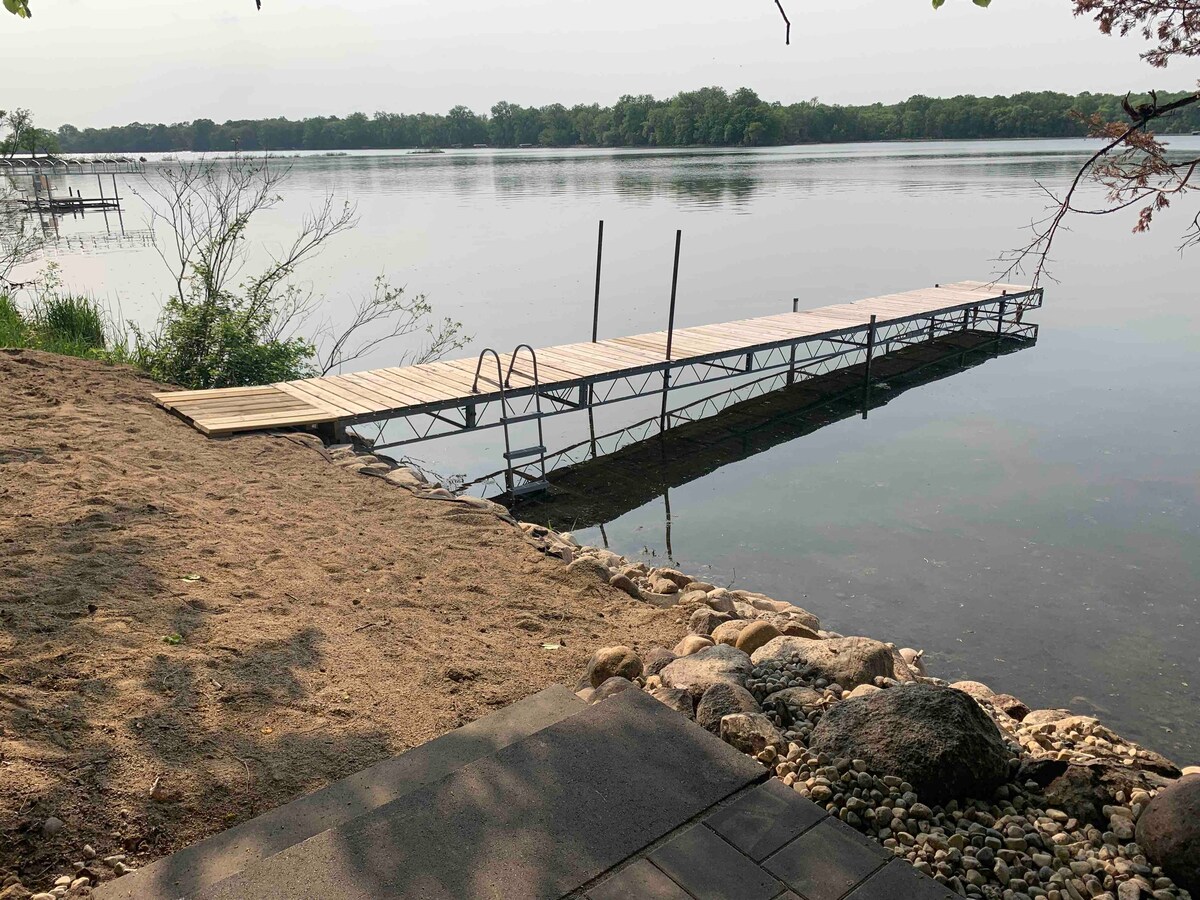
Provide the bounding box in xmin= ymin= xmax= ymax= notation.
xmin=353 ymin=289 xmax=1042 ymax=458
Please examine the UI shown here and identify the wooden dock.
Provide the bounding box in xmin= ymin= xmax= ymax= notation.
xmin=156 ymin=280 xmax=1038 ymax=439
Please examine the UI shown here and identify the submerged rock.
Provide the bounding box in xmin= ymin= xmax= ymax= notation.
xmin=809 ymin=683 xmax=1010 ymax=804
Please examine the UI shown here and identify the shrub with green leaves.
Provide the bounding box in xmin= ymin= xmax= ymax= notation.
xmin=132 ymin=290 xmax=315 ymax=389
xmin=0 ymin=294 xmax=28 ymax=347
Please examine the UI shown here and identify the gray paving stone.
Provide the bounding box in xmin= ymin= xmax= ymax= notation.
xmin=650 ymin=823 xmax=784 ymax=900
xmin=763 ymin=817 xmax=889 ymax=900
xmin=844 ymin=860 xmax=959 ymax=900
xmin=197 ymin=689 xmax=766 ymax=900
xmin=96 ymin=684 xmax=585 ymax=900
xmin=705 ymin=779 xmax=827 ymax=861
xmin=587 ymin=860 xmax=692 ymax=900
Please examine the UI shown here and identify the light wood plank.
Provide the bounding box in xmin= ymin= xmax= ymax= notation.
xmin=156 ymin=279 xmax=1032 ymax=435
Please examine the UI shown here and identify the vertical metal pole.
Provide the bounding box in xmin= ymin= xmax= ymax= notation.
xmin=664 ymin=486 xmax=673 ymax=563
xmin=861 ymin=314 xmax=877 ymax=420
xmin=591 ymin=220 xmax=603 ymax=343
xmin=997 ymin=292 xmax=1007 ymax=336
xmin=112 ymin=173 xmax=125 ymax=233
xmin=664 ymin=229 xmax=682 ymax=361
xmin=97 ymin=174 xmax=111 ymax=232
xmin=44 ymin=176 xmax=59 ymax=238
xmin=787 ymin=298 xmax=799 ymax=386
xmin=659 ymin=229 xmax=682 ymax=432
xmin=588 ymin=402 xmax=597 ymax=459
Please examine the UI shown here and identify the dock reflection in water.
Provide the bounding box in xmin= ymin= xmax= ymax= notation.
xmin=516 ymin=329 xmax=1037 ymax=540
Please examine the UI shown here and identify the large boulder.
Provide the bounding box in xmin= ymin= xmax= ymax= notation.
xmin=687 ymin=607 xmax=732 ymax=636
xmin=649 ymin=684 xmax=695 ymax=720
xmin=566 ymin=556 xmax=612 ymax=583
xmin=589 ymin=676 xmax=638 ymax=704
xmin=1022 ymin=708 xmax=1074 ymax=726
xmin=735 ymin=621 xmax=781 ymax=655
xmin=642 ymin=647 xmax=677 ymax=677
xmin=751 ymin=636 xmax=900 ymax=690
xmin=1043 ymin=760 xmax=1178 ymax=826
xmin=1136 ymin=776 xmax=1200 ymax=895
xmin=809 ymin=683 xmax=1010 ymax=804
xmin=672 ymin=635 xmax=714 ymax=657
xmin=711 ymin=619 xmax=751 ymax=646
xmin=695 ymin=682 xmax=761 ymax=734
xmin=585 ymin=646 xmax=643 ymax=688
xmin=758 ymin=615 xmax=819 ymax=640
xmin=659 ymin=644 xmax=753 ymax=701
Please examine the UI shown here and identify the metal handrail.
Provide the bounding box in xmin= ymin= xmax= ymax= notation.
xmin=470 ymin=348 xmax=505 ymax=395
xmin=503 ymin=343 xmax=540 ymax=389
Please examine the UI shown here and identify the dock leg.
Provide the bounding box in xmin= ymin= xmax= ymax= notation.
xmin=659 ymin=369 xmax=671 ymax=433
xmin=997 ymin=299 xmax=1007 ymax=336
xmin=464 ymin=403 xmax=477 ymax=429
xmin=861 ymin=314 xmax=877 ymax=420
xmin=317 ymin=420 xmax=348 ymax=444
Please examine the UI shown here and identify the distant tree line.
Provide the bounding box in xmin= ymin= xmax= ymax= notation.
xmin=52 ymin=88 xmax=1200 ymax=153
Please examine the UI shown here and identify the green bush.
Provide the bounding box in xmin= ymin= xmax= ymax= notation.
xmin=0 ymin=294 xmax=29 ymax=347
xmin=132 ymin=292 xmax=315 ymax=389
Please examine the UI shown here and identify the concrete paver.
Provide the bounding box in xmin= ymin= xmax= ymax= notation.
xmin=704 ymin=779 xmax=827 ymax=862
xmin=650 ymin=823 xmax=784 ymax=900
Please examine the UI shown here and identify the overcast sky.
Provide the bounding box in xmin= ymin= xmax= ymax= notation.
xmin=5 ymin=0 xmax=1187 ymax=129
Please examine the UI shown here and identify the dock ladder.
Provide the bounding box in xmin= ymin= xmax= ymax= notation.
xmin=471 ymin=346 xmax=550 ymax=497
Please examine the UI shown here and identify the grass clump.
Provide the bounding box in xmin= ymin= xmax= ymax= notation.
xmin=0 ymin=293 xmax=28 ymax=347
xmin=0 ymin=268 xmax=117 ymax=360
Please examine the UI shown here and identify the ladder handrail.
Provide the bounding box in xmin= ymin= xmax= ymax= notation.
xmin=470 ymin=348 xmax=506 ymax=395
xmin=503 ymin=343 xmax=540 ymax=389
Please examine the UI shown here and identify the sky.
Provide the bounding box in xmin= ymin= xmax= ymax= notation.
xmin=3 ymin=0 xmax=1189 ymax=129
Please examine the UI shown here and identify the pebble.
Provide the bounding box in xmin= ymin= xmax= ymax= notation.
xmin=41 ymin=817 xmax=64 ymax=838
xmin=570 ymin=536 xmax=1191 ymax=900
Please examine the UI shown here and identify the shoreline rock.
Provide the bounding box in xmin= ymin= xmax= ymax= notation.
xmin=334 ymin=445 xmax=1196 ymax=900
xmin=541 ymin=519 xmax=1197 ymax=900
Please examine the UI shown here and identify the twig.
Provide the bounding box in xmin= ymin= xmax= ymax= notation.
xmin=774 ymin=0 xmax=791 ymax=45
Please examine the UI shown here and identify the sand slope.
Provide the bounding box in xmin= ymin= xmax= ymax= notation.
xmin=0 ymin=349 xmax=679 ymax=884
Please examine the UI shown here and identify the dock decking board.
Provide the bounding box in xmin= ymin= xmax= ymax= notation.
xmin=154 ymin=281 xmax=1035 ymax=436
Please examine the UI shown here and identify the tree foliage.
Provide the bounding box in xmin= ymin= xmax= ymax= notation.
xmin=998 ymin=1 xmax=1200 ymax=281
xmin=47 ymin=89 xmax=1200 ymax=155
xmin=129 ymin=155 xmax=467 ymax=388
xmin=1 ymin=108 xmax=57 ymax=157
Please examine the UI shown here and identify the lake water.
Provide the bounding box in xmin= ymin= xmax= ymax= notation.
xmin=22 ymin=140 xmax=1200 ymax=761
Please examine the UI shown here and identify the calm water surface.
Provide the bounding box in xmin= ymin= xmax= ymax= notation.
xmin=30 ymin=140 xmax=1200 ymax=760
